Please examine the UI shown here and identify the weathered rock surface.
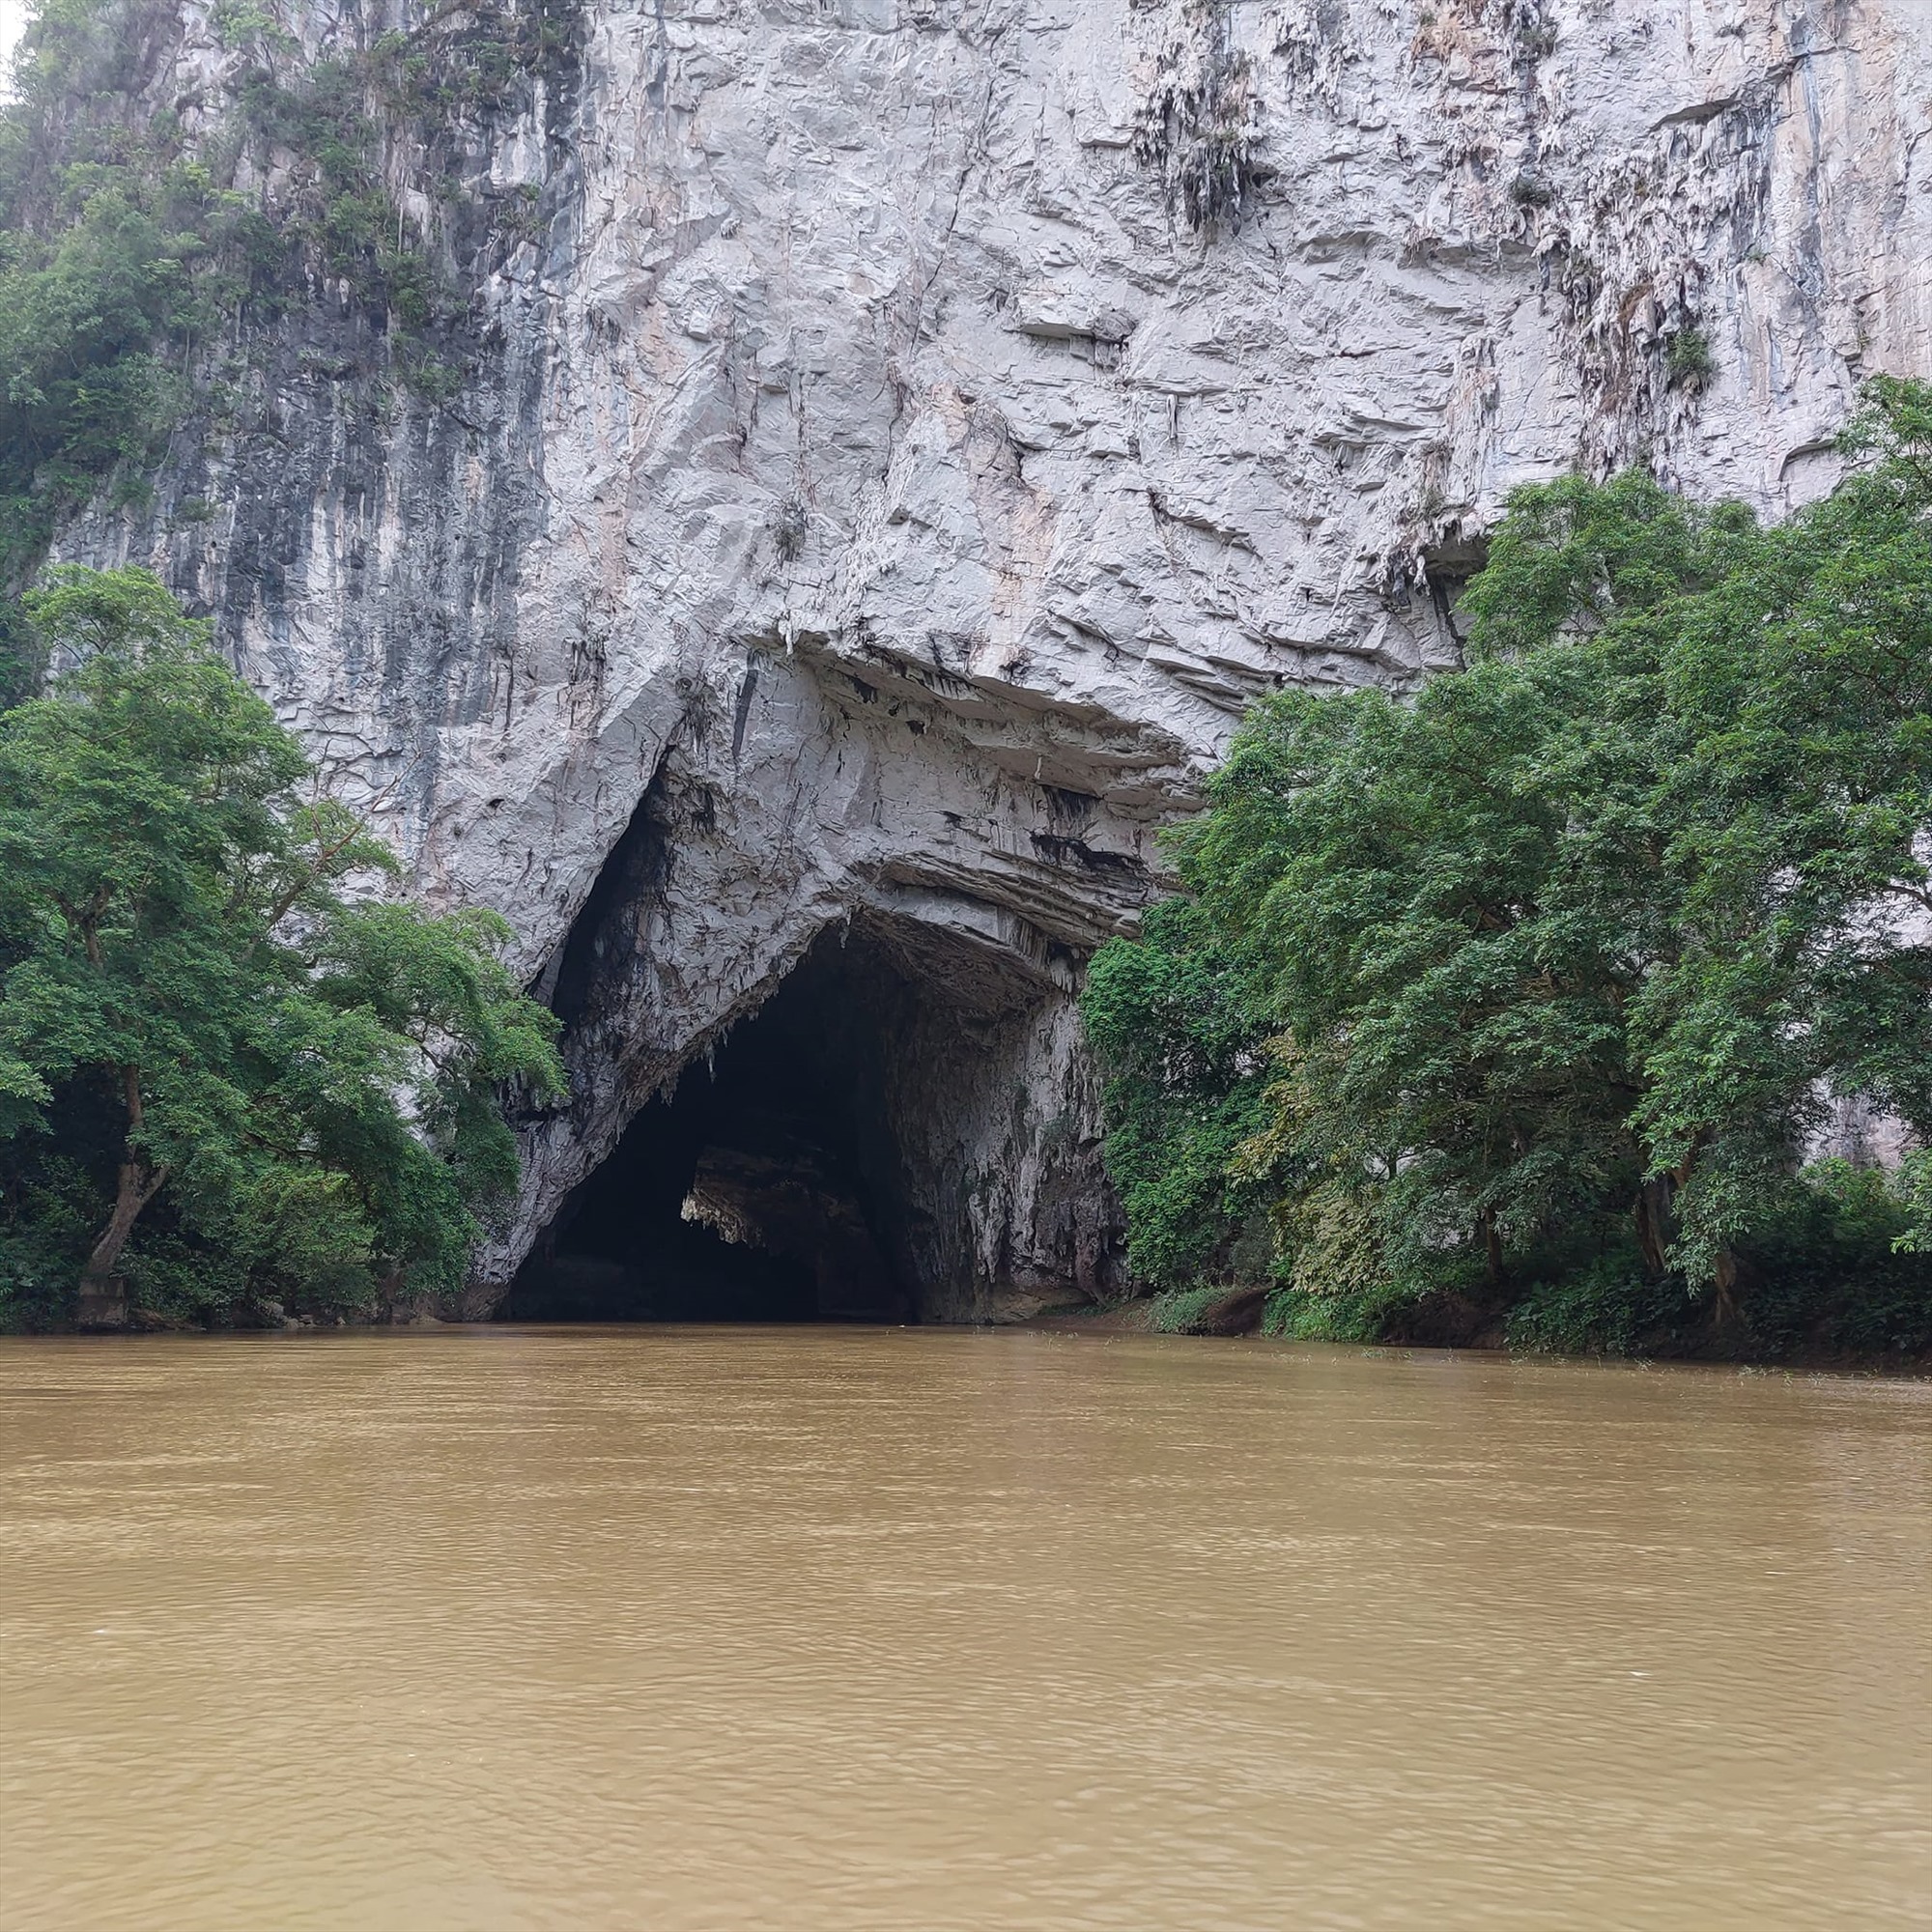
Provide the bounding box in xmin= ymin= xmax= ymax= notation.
xmin=59 ymin=0 xmax=1932 ymax=1315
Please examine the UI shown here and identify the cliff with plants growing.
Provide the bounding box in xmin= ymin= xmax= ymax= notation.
xmin=4 ymin=0 xmax=1927 ymax=1321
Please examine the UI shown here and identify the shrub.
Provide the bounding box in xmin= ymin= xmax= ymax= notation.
xmin=1665 ymin=327 xmax=1715 ymax=385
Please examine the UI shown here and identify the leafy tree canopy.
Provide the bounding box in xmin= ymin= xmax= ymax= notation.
xmin=0 ymin=566 xmax=563 ymax=1328
xmin=1083 ymin=378 xmax=1932 ymax=1359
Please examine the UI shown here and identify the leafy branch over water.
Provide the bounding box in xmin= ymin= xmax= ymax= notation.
xmin=1084 ymin=378 xmax=1932 ymax=1360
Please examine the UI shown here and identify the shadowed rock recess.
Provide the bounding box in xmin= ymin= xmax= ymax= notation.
xmin=51 ymin=0 xmax=1932 ymax=1319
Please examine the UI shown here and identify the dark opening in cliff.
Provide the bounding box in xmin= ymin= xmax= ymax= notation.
xmin=499 ymin=926 xmax=927 ymax=1323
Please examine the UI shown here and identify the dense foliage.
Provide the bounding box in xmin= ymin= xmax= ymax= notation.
xmin=0 ymin=567 xmax=563 ymax=1328
xmin=1085 ymin=378 xmax=1932 ymax=1359
xmin=0 ymin=0 xmax=576 ymax=578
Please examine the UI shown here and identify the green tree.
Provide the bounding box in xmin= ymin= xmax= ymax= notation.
xmin=0 ymin=566 xmax=562 ymax=1327
xmin=1462 ymin=381 xmax=1932 ymax=1313
xmin=1629 ymin=382 xmax=1932 ymax=1297
xmin=1176 ymin=642 xmax=1660 ymax=1301
xmin=1084 ymin=378 xmax=1932 ymax=1356
xmin=1079 ymin=895 xmax=1286 ymax=1290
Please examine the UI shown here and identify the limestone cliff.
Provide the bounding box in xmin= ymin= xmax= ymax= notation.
xmin=51 ymin=0 xmax=1932 ymax=1317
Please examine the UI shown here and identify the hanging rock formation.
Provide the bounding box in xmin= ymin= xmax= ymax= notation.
xmin=55 ymin=0 xmax=1932 ymax=1317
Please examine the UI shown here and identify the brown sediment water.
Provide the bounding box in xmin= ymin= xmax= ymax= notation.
xmin=0 ymin=1325 xmax=1926 ymax=1931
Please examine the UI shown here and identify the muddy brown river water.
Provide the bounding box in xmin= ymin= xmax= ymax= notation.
xmin=0 ymin=1326 xmax=1926 ymax=1930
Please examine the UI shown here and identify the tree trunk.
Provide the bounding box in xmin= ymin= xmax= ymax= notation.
xmin=1711 ymin=1247 xmax=1746 ymax=1335
xmin=1477 ymin=1207 xmax=1506 ymax=1292
xmin=1633 ymin=1176 xmax=1676 ymax=1278
xmin=76 ymin=1067 xmax=168 ymax=1329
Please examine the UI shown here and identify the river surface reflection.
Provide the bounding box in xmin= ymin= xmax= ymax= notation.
xmin=0 ymin=1326 xmax=1926 ymax=1930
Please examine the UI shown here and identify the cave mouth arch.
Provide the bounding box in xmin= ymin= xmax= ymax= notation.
xmin=497 ymin=912 xmax=1057 ymax=1323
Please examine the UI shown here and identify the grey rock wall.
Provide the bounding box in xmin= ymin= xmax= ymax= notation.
xmin=60 ymin=0 xmax=1932 ymax=1314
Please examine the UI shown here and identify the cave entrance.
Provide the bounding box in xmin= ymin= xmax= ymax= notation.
xmin=499 ymin=926 xmax=930 ymax=1323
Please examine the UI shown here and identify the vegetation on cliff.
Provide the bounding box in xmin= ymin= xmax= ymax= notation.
xmin=1085 ymin=378 xmax=1932 ymax=1360
xmin=0 ymin=0 xmax=577 ymax=580
xmin=0 ymin=567 xmax=563 ymax=1329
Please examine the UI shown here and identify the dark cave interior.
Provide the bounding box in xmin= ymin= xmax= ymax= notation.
xmin=498 ymin=926 xmax=927 ymax=1323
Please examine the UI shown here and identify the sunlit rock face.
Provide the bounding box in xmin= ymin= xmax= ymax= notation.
xmin=61 ymin=0 xmax=1932 ymax=1315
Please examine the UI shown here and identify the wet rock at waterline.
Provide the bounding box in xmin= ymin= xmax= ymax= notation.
xmin=52 ymin=0 xmax=1932 ymax=1318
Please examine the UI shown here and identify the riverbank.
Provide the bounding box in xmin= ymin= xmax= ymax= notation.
xmin=1022 ymin=1292 xmax=1932 ymax=1376
xmin=34 ymin=1292 xmax=1932 ymax=1374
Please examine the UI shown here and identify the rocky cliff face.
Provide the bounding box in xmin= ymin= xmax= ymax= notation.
xmin=57 ymin=0 xmax=1932 ymax=1317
